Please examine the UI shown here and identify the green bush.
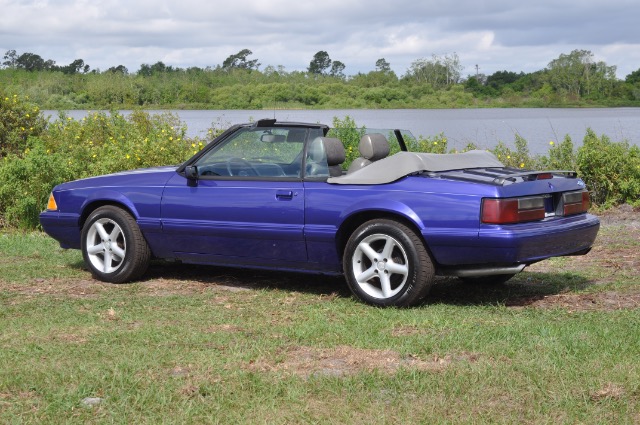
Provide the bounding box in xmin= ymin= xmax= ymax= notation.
xmin=413 ymin=133 xmax=449 ymax=154
xmin=576 ymin=129 xmax=640 ymax=206
xmin=0 ymin=110 xmax=205 ymax=228
xmin=489 ymin=134 xmax=536 ymax=169
xmin=540 ymin=135 xmax=577 ymax=171
xmin=0 ymin=92 xmax=47 ymax=156
xmin=0 ymin=143 xmax=74 ymax=228
xmin=39 ymin=110 xmax=200 ymax=177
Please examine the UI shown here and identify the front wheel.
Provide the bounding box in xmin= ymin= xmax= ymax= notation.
xmin=81 ymin=206 xmax=151 ymax=283
xmin=343 ymin=219 xmax=435 ymax=307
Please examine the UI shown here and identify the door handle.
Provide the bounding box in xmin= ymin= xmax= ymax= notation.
xmin=276 ymin=190 xmax=294 ymax=200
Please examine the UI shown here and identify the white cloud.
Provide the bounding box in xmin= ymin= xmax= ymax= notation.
xmin=0 ymin=0 xmax=638 ymax=78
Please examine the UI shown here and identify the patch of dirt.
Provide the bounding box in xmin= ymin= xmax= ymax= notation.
xmin=590 ymin=382 xmax=627 ymax=402
xmin=247 ymin=345 xmax=481 ymax=378
xmin=506 ymin=291 xmax=640 ymax=311
xmin=596 ymin=203 xmax=640 ymax=227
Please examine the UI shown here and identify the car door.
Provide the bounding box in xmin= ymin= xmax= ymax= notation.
xmin=160 ymin=126 xmax=308 ymax=265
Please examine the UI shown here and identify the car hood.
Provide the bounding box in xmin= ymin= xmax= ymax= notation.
xmin=54 ymin=165 xmax=180 ymax=191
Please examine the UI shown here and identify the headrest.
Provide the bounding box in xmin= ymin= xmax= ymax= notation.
xmin=359 ymin=133 xmax=390 ymax=161
xmin=308 ymin=137 xmax=346 ymax=166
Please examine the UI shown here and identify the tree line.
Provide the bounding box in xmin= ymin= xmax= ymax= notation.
xmin=2 ymin=48 xmax=639 ymax=109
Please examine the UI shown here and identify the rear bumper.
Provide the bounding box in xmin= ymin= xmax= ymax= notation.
xmin=428 ymin=214 xmax=600 ymax=266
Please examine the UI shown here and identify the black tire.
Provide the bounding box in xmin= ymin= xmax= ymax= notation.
xmin=81 ymin=206 xmax=151 ymax=283
xmin=343 ymin=219 xmax=435 ymax=307
xmin=460 ymin=274 xmax=516 ymax=286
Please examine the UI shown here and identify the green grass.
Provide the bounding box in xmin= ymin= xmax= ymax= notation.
xmin=1 ymin=225 xmax=639 ymax=424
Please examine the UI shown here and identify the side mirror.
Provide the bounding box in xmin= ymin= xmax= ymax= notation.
xmin=184 ymin=165 xmax=198 ymax=186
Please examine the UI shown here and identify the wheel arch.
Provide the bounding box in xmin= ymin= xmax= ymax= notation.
xmin=79 ymin=193 xmax=139 ymax=229
xmin=336 ymin=208 xmax=430 ymax=261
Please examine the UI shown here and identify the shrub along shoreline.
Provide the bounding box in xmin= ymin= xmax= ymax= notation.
xmin=1 ymin=93 xmax=639 ymax=229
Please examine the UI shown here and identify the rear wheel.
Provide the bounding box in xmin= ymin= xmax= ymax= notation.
xmin=343 ymin=219 xmax=434 ymax=307
xmin=81 ymin=206 xmax=151 ymax=283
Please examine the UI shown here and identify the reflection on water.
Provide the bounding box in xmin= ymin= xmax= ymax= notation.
xmin=46 ymin=108 xmax=640 ymax=155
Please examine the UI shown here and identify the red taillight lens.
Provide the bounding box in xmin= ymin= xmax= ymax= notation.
xmin=482 ymin=197 xmax=546 ymax=224
xmin=563 ymin=190 xmax=590 ymax=216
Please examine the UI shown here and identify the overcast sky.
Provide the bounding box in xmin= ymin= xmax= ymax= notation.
xmin=1 ymin=0 xmax=639 ymax=79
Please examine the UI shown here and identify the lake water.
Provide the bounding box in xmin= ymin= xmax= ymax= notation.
xmin=48 ymin=108 xmax=640 ymax=155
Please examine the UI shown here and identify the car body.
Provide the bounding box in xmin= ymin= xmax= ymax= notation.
xmin=40 ymin=119 xmax=600 ymax=306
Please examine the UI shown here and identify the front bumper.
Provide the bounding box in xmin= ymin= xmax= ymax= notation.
xmin=39 ymin=211 xmax=82 ymax=249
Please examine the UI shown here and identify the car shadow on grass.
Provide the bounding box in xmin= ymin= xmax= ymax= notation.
xmin=426 ymin=272 xmax=594 ymax=307
xmin=142 ymin=261 xmax=352 ymax=297
xmin=141 ymin=261 xmax=593 ymax=308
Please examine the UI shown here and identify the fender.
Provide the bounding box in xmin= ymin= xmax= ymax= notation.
xmin=338 ymin=198 xmax=425 ymax=231
xmin=80 ymin=190 xmax=141 ymax=221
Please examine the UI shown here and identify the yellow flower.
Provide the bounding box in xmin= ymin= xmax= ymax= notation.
xmin=191 ymin=143 xmax=196 ymax=148
xmin=549 ymin=141 xmax=555 ymax=146
xmin=507 ymin=155 xmax=511 ymax=159
xmin=520 ymin=163 xmax=525 ymax=168
xmin=92 ymin=154 xmax=97 ymax=158
xmin=126 ymin=154 xmax=130 ymax=159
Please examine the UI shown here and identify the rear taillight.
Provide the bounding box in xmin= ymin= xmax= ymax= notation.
xmin=563 ymin=190 xmax=590 ymax=216
xmin=481 ymin=196 xmax=546 ymax=224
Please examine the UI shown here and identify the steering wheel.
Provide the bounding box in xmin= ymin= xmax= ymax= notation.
xmin=226 ymin=157 xmax=258 ymax=176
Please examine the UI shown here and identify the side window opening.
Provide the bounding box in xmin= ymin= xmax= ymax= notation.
xmin=194 ymin=127 xmax=307 ymax=178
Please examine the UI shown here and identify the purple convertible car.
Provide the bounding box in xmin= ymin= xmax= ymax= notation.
xmin=40 ymin=119 xmax=599 ymax=307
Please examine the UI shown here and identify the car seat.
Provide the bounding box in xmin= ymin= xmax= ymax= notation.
xmin=347 ymin=133 xmax=390 ymax=174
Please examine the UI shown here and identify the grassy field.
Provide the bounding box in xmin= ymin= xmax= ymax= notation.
xmin=1 ymin=209 xmax=639 ymax=424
